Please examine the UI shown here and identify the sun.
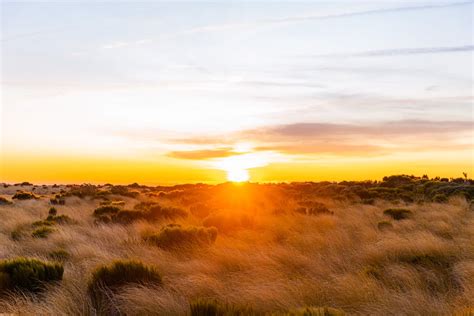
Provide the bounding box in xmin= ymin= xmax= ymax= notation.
xmin=226 ymin=168 xmax=250 ymax=182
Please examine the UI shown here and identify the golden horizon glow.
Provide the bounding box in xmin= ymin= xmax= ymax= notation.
xmin=226 ymin=168 xmax=250 ymax=182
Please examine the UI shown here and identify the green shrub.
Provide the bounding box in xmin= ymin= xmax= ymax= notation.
xmin=32 ymin=226 xmax=54 ymax=238
xmin=32 ymin=220 xmax=54 ymax=227
xmin=383 ymin=208 xmax=412 ymax=220
xmin=46 ymin=214 xmax=75 ymax=224
xmin=0 ymin=258 xmax=63 ymax=292
xmin=50 ymin=195 xmax=65 ymax=205
xmin=48 ymin=249 xmax=70 ymax=262
xmin=377 ymin=221 xmax=393 ymax=230
xmin=12 ymin=191 xmax=38 ymax=200
xmin=432 ymin=193 xmax=448 ymax=203
xmin=146 ymin=225 xmax=217 ymax=250
xmin=48 ymin=207 xmax=57 ymax=216
xmin=88 ymin=260 xmax=161 ymax=311
xmin=93 ymin=206 xmax=121 ymax=217
xmin=10 ymin=226 xmax=27 ymax=241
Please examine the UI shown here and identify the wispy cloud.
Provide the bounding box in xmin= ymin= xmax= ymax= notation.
xmin=98 ymin=1 xmax=473 ymax=50
xmin=316 ymin=45 xmax=474 ymax=58
xmin=165 ymin=120 xmax=473 ymax=160
xmin=167 ymin=148 xmax=237 ymax=160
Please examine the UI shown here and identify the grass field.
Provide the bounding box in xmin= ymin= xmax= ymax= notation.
xmin=0 ymin=176 xmax=473 ymax=315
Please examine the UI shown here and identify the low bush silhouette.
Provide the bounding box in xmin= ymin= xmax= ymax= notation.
xmin=32 ymin=226 xmax=54 ymax=238
xmin=48 ymin=207 xmax=57 ymax=216
xmin=146 ymin=225 xmax=217 ymax=250
xmin=12 ymin=191 xmax=38 ymax=200
xmin=383 ymin=208 xmax=412 ymax=220
xmin=0 ymin=258 xmax=63 ymax=292
xmin=433 ymin=193 xmax=448 ymax=203
xmin=50 ymin=194 xmax=65 ymax=205
xmin=93 ymin=205 xmax=121 ymax=217
xmin=295 ymin=202 xmax=332 ymax=216
xmin=88 ymin=260 xmax=161 ymax=311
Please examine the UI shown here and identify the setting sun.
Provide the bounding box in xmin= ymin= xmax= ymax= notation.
xmin=226 ymin=168 xmax=250 ymax=182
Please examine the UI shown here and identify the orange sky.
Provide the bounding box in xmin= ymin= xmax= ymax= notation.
xmin=2 ymin=2 xmax=473 ymax=184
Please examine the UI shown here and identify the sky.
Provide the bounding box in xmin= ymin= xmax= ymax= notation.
xmin=1 ymin=0 xmax=473 ymax=184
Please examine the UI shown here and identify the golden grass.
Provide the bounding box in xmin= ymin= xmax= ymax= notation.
xmin=0 ymin=185 xmax=472 ymax=315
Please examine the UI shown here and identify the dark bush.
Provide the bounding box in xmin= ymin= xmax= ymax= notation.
xmin=50 ymin=195 xmax=65 ymax=205
xmin=93 ymin=206 xmax=121 ymax=217
xmin=383 ymin=208 xmax=412 ymax=220
xmin=32 ymin=227 xmax=54 ymax=238
xmin=432 ymin=193 xmax=448 ymax=203
xmin=146 ymin=205 xmax=188 ymax=221
xmin=146 ymin=225 xmax=217 ymax=250
xmin=303 ymin=202 xmax=332 ymax=216
xmin=12 ymin=191 xmax=38 ymax=200
xmin=48 ymin=207 xmax=57 ymax=216
xmin=110 ymin=186 xmax=139 ymax=198
xmin=0 ymin=258 xmax=63 ymax=292
xmin=48 ymin=249 xmax=70 ymax=262
xmin=88 ymin=260 xmax=161 ymax=311
xmin=46 ymin=214 xmax=75 ymax=225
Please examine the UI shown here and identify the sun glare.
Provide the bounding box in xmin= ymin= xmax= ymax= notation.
xmin=226 ymin=168 xmax=250 ymax=182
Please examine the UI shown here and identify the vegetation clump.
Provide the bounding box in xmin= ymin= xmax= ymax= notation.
xmin=295 ymin=202 xmax=332 ymax=216
xmin=48 ymin=249 xmax=70 ymax=262
xmin=88 ymin=260 xmax=161 ymax=311
xmin=0 ymin=258 xmax=63 ymax=292
xmin=145 ymin=225 xmax=217 ymax=250
xmin=50 ymin=194 xmax=65 ymax=205
xmin=190 ymin=300 xmax=256 ymax=316
xmin=32 ymin=226 xmax=55 ymax=238
xmin=12 ymin=191 xmax=38 ymax=200
xmin=93 ymin=205 xmax=121 ymax=217
xmin=0 ymin=196 xmax=12 ymax=205
xmin=286 ymin=306 xmax=345 ymax=316
xmin=383 ymin=208 xmax=413 ymax=220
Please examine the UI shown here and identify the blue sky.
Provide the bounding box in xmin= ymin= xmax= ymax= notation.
xmin=1 ymin=1 xmax=473 ymax=183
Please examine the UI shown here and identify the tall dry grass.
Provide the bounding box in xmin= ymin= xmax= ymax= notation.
xmin=0 ymin=184 xmax=472 ymax=315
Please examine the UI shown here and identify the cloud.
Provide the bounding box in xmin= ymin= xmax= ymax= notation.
xmin=95 ymin=1 xmax=472 ymax=50
xmin=165 ymin=120 xmax=473 ymax=160
xmin=167 ymin=148 xmax=238 ymax=160
xmin=244 ymin=120 xmax=473 ymax=139
xmin=317 ymin=45 xmax=474 ymax=58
